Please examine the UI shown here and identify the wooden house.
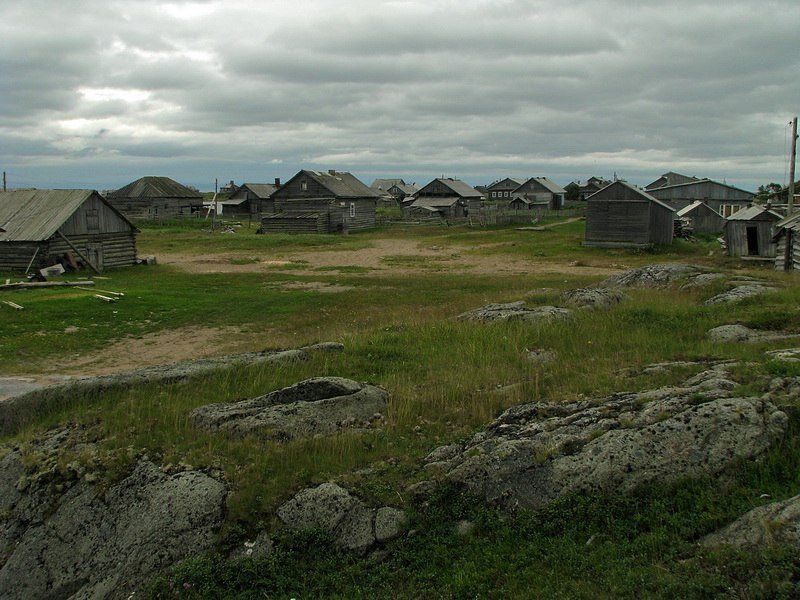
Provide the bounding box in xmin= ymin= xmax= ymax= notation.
xmin=773 ymin=213 xmax=800 ymax=271
xmin=575 ymin=176 xmax=611 ymax=200
xmin=675 ymin=201 xmax=725 ymax=234
xmin=0 ymin=189 xmax=138 ymax=272
xmin=584 ymin=181 xmax=675 ymax=248
xmin=261 ymin=170 xmax=379 ymax=234
xmin=486 ymin=178 xmax=524 ymax=201
xmin=646 ymin=179 xmax=755 ymax=215
xmin=511 ymin=177 xmax=566 ymax=210
xmin=724 ymin=205 xmax=781 ymax=258
xmin=409 ymin=178 xmax=482 ymax=219
xmin=225 ymin=182 xmax=280 ymax=217
xmin=106 ymin=176 xmax=203 ymax=219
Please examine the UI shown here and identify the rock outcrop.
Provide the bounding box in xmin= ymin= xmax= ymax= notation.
xmin=561 ymin=287 xmax=628 ymax=309
xmin=703 ymin=494 xmax=800 ymax=550
xmin=277 ymin=483 xmax=407 ymax=554
xmin=708 ymin=324 xmax=800 ymax=344
xmin=600 ymin=263 xmax=705 ymax=288
xmin=190 ymin=377 xmax=388 ymax=440
xmin=456 ymin=301 xmax=571 ymax=323
xmin=0 ymin=432 xmax=227 ymax=599
xmin=0 ymin=342 xmax=344 ymax=435
xmin=421 ymin=363 xmax=788 ymax=512
xmin=704 ymin=283 xmax=776 ymax=305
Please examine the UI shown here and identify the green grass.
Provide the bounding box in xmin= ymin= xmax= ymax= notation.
xmin=3 ymin=219 xmax=800 ymax=597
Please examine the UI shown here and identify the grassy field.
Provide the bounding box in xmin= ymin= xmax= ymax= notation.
xmin=3 ymin=218 xmax=800 ymax=598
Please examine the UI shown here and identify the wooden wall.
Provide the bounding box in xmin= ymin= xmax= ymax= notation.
xmin=725 ymin=221 xmax=777 ymax=257
xmin=585 ymin=200 xmax=652 ymax=247
xmin=107 ymin=197 xmax=199 ymax=219
xmin=775 ymin=229 xmax=800 ymax=270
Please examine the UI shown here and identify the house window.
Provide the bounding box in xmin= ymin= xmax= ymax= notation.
xmin=86 ymin=209 xmax=99 ymax=231
xmin=349 ymin=202 xmax=356 ymax=218
xmin=504 ymin=191 xmax=509 ymax=197
xmin=722 ymin=204 xmax=742 ymax=217
xmin=492 ymin=191 xmax=497 ymax=198
xmin=301 ymin=181 xmax=308 ymax=191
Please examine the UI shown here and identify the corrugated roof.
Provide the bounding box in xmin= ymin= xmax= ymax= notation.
xmin=305 ymin=170 xmax=379 ymax=198
xmin=108 ymin=176 xmax=201 ymax=199
xmin=0 ymin=189 xmax=133 ymax=242
xmin=728 ymin=205 xmax=782 ymax=221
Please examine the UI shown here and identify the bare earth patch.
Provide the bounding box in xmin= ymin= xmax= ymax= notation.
xmin=158 ymin=238 xmax=620 ymax=277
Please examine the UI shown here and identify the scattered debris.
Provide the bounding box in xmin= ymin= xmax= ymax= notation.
xmin=0 ymin=280 xmax=95 ymax=291
xmin=1 ymin=300 xmax=23 ymax=310
xmin=94 ymin=294 xmax=117 ymax=303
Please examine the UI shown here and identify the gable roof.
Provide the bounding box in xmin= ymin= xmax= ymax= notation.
xmin=418 ymin=178 xmax=482 ymax=198
xmin=410 ymin=196 xmax=461 ymax=209
xmin=301 ymin=170 xmax=379 ymax=198
xmin=676 ymin=200 xmax=722 ymax=218
xmin=518 ymin=177 xmax=566 ymax=194
xmin=389 ymin=182 xmax=419 ymax=195
xmin=108 ymin=176 xmax=201 ymax=199
xmin=587 ymin=180 xmax=674 ymax=211
xmin=235 ymin=183 xmax=278 ymax=198
xmin=727 ymin=205 xmax=782 ymax=221
xmin=645 ymin=171 xmax=700 ymax=190
xmin=0 ymin=189 xmax=136 ymax=242
xmin=486 ymin=177 xmax=525 ymax=190
xmin=371 ymin=178 xmax=405 ymax=191
xmin=647 ymin=178 xmax=754 ymax=197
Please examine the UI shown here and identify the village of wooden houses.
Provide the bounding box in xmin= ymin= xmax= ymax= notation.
xmin=1 ymin=168 xmax=799 ymax=276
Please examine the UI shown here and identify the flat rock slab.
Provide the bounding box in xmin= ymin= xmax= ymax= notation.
xmin=0 ymin=445 xmax=227 ymax=600
xmin=0 ymin=342 xmax=344 ymax=435
xmin=422 ymin=363 xmax=788 ymax=512
xmin=600 ymin=264 xmax=704 ymax=288
xmin=708 ymin=324 xmax=800 ymax=344
xmin=561 ymin=287 xmax=628 ymax=309
xmin=457 ymin=301 xmax=571 ymax=323
xmin=703 ymin=494 xmax=800 ymax=550
xmin=704 ymin=284 xmax=776 ymax=305
xmin=190 ymin=377 xmax=388 ymax=441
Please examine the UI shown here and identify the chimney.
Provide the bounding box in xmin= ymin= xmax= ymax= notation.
xmin=328 ymin=169 xmax=336 ymax=176
xmin=274 ymin=177 xmax=281 ymax=186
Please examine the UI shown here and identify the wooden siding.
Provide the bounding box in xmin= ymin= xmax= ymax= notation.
xmin=0 ymin=232 xmax=137 ymax=272
xmin=725 ymin=221 xmax=777 ymax=257
xmin=679 ymin=205 xmax=726 ymax=233
xmin=585 ymin=200 xmax=652 ymax=247
xmin=261 ymin=213 xmax=328 ymax=234
xmin=107 ymin=197 xmax=200 ymax=220
xmin=271 ymin=175 xmax=332 ymax=200
xmin=648 ymin=181 xmax=754 ymax=212
xmin=775 ymin=230 xmax=800 ymax=270
xmin=262 ymin=199 xmax=376 ymax=234
xmin=649 ymin=203 xmax=675 ymax=245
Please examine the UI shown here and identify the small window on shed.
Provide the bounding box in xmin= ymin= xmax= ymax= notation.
xmin=349 ymin=202 xmax=356 ymax=218
xmin=86 ymin=209 xmax=100 ymax=231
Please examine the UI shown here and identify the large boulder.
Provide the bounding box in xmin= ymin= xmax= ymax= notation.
xmin=704 ymin=284 xmax=776 ymax=305
xmin=561 ymin=287 xmax=628 ymax=309
xmin=276 ymin=482 xmax=407 ymax=554
xmin=190 ymin=377 xmax=388 ymax=440
xmin=708 ymin=324 xmax=800 ymax=344
xmin=0 ymin=435 xmax=227 ymax=600
xmin=422 ymin=364 xmax=788 ymax=512
xmin=457 ymin=301 xmax=571 ymax=323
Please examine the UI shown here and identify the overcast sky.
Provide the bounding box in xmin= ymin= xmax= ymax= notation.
xmin=1 ymin=0 xmax=798 ymax=192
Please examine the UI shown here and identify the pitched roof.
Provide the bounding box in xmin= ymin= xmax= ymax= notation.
xmin=0 ymin=189 xmax=135 ymax=242
xmin=390 ymin=182 xmax=419 ymax=195
xmin=676 ymin=200 xmax=722 ymax=217
xmin=587 ymin=180 xmax=675 ymax=212
xmin=371 ymin=178 xmax=405 ymax=190
xmin=647 ymin=178 xmax=754 ymax=197
xmin=727 ymin=205 xmax=782 ymax=221
xmin=486 ymin=177 xmax=525 ymax=190
xmin=108 ymin=176 xmax=201 ymax=199
xmin=236 ymin=183 xmax=278 ymax=198
xmin=410 ymin=196 xmax=461 ymax=209
xmin=418 ymin=178 xmax=482 ymax=198
xmin=303 ymin=170 xmax=379 ymax=198
xmin=645 ymin=171 xmax=700 ymax=190
xmin=519 ymin=177 xmax=566 ymax=194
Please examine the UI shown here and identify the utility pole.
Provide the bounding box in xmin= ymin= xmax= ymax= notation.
xmin=3 ymin=171 xmax=6 ymax=192
xmin=211 ymin=178 xmax=218 ymax=231
xmin=789 ymin=116 xmax=798 ymax=215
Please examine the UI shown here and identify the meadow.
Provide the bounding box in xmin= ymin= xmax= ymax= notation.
xmin=2 ymin=217 xmax=800 ymax=598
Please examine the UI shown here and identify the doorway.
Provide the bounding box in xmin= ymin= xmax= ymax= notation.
xmin=746 ymin=226 xmax=759 ymax=256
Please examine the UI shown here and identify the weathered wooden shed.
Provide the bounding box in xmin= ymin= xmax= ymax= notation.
xmin=225 ymin=182 xmax=280 ymax=218
xmin=676 ymin=201 xmax=725 ymax=234
xmin=773 ymin=213 xmax=800 ymax=271
xmin=0 ymin=189 xmax=138 ymax=272
xmin=725 ymin=205 xmax=781 ymax=258
xmin=584 ymin=181 xmax=675 ymax=248
xmin=646 ymin=179 xmax=755 ymax=215
xmin=106 ymin=176 xmax=203 ymax=219
xmin=261 ymin=170 xmax=378 ymax=234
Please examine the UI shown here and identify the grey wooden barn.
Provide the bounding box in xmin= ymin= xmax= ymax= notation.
xmin=261 ymin=170 xmax=379 ymax=234
xmin=646 ymin=178 xmax=754 ymax=216
xmin=676 ymin=201 xmax=725 ymax=234
xmin=584 ymin=181 xmax=675 ymax=248
xmin=0 ymin=189 xmax=138 ymax=272
xmin=725 ymin=205 xmax=781 ymax=258
xmin=511 ymin=177 xmax=566 ymax=210
xmin=773 ymin=213 xmax=800 ymax=271
xmin=106 ymin=176 xmax=203 ymax=219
